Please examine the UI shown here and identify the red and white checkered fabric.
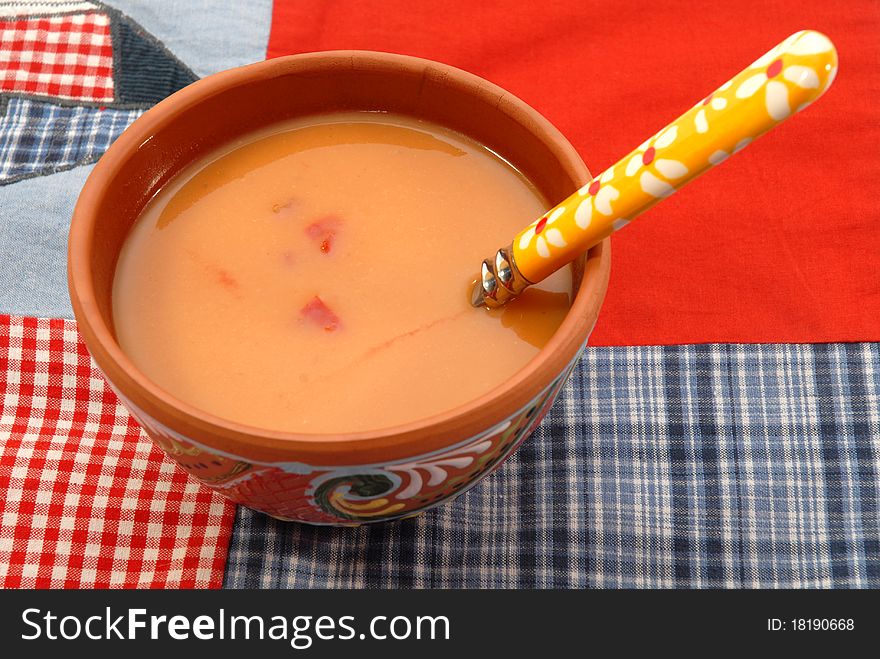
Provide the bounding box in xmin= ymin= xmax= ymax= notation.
xmin=0 ymin=12 xmax=114 ymax=102
xmin=0 ymin=314 xmax=235 ymax=588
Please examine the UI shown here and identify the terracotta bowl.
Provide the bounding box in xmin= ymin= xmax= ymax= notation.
xmin=68 ymin=51 xmax=611 ymax=525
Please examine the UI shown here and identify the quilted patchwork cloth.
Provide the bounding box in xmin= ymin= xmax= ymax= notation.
xmin=0 ymin=0 xmax=272 ymax=588
xmin=1 ymin=0 xmax=878 ymax=591
xmin=218 ymin=0 xmax=879 ymax=589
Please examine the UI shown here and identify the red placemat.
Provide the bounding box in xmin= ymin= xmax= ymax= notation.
xmin=267 ymin=0 xmax=880 ymax=346
xmin=0 ymin=315 xmax=235 ymax=588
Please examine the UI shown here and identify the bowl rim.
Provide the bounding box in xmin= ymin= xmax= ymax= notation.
xmin=68 ymin=49 xmax=611 ymax=466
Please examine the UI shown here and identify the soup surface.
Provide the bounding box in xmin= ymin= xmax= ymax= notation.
xmin=113 ymin=112 xmax=572 ymax=433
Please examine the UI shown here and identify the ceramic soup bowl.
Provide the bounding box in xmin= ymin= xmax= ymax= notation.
xmin=68 ymin=51 xmax=611 ymax=525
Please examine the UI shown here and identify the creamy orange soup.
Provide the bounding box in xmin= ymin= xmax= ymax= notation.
xmin=112 ymin=112 xmax=572 ymax=433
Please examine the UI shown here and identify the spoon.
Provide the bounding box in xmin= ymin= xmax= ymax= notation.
xmin=471 ymin=29 xmax=838 ymax=308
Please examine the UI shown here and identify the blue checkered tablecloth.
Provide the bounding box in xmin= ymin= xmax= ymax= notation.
xmin=224 ymin=343 xmax=880 ymax=588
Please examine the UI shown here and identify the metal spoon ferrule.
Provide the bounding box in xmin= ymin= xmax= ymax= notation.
xmin=470 ymin=244 xmax=532 ymax=308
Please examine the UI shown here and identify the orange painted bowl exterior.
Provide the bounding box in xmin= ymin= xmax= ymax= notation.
xmin=68 ymin=51 xmax=611 ymax=524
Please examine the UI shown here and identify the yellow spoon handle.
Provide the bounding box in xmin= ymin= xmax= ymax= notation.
xmin=473 ymin=30 xmax=838 ymax=307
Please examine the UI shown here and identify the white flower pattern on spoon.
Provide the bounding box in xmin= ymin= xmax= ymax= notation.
xmin=624 ymin=126 xmax=689 ymax=198
xmin=517 ymin=206 xmax=567 ymax=258
xmin=735 ymin=30 xmax=835 ymax=120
